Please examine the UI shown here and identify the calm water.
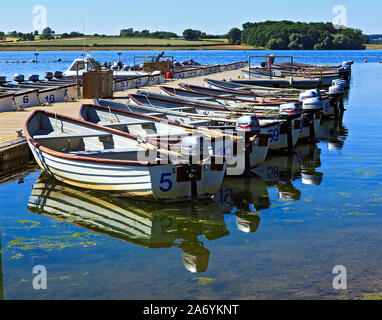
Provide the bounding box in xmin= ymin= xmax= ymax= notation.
xmin=0 ymin=50 xmax=382 ymax=300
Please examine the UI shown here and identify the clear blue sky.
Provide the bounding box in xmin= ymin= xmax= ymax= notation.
xmin=0 ymin=0 xmax=380 ymax=35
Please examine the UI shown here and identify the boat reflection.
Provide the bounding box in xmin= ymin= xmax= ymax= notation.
xmin=215 ymin=142 xmax=323 ymax=214
xmin=27 ymin=175 xmax=229 ymax=274
xmin=318 ymin=109 xmax=348 ymax=151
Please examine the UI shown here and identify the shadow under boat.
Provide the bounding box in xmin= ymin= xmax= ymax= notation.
xmin=27 ymin=174 xmax=230 ymax=274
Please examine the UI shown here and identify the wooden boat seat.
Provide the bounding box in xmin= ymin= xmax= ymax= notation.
xmin=34 ymin=132 xmax=112 ymax=141
xmin=66 ymin=147 xmax=139 ymax=156
xmin=169 ymin=107 xmax=195 ymax=112
xmin=188 ymin=120 xmax=210 ymax=125
xmin=100 ymin=120 xmax=155 ymax=127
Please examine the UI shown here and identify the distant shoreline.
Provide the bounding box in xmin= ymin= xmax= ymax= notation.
xmin=0 ymin=44 xmax=378 ymax=51
xmin=0 ymin=44 xmax=259 ymax=52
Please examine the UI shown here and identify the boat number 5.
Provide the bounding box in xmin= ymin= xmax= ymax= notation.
xmin=159 ymin=173 xmax=173 ymax=192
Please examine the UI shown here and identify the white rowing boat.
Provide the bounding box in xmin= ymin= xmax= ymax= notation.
xmin=25 ymin=110 xmax=226 ymax=202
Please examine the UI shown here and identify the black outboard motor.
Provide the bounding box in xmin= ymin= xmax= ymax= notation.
xmin=44 ymin=72 xmax=54 ymax=81
xmin=13 ymin=74 xmax=25 ymax=83
xmin=28 ymin=75 xmax=40 ymax=82
xmin=0 ymin=76 xmax=7 ymax=86
xmin=54 ymin=71 xmax=63 ymax=79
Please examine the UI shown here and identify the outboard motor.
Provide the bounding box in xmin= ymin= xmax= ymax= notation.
xmin=332 ymin=79 xmax=349 ymax=89
xmin=54 ymin=71 xmax=63 ymax=79
xmin=28 ymin=74 xmax=39 ymax=82
xmin=236 ymin=116 xmax=261 ymax=170
xmin=13 ymin=74 xmax=25 ymax=83
xmin=279 ymin=102 xmax=302 ymax=116
xmin=328 ymin=85 xmax=344 ymax=95
xmin=302 ymin=97 xmax=323 ymax=111
xmin=338 ymin=64 xmax=351 ymax=81
xmin=181 ymin=135 xmax=209 ymax=203
xmin=181 ymin=135 xmax=209 ymax=161
xmin=302 ymin=97 xmax=323 ymax=142
xmin=279 ymin=103 xmax=301 ymax=152
xmin=299 ymin=89 xmax=321 ymax=101
xmin=235 ymin=115 xmax=261 ymax=135
xmin=0 ymin=76 xmax=7 ymax=86
xmin=44 ymin=72 xmax=54 ymax=81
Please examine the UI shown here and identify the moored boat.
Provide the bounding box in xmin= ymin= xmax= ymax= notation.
xmin=25 ymin=110 xmax=227 ymax=202
xmin=81 ymin=102 xmax=272 ymax=174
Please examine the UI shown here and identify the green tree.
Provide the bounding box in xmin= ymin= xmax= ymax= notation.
xmin=40 ymin=27 xmax=54 ymax=40
xmin=120 ymin=28 xmax=134 ymax=37
xmin=226 ymin=28 xmax=242 ymax=44
xmin=183 ymin=29 xmax=202 ymax=41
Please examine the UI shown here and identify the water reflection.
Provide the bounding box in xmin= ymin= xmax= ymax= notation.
xmin=27 ymin=176 xmax=229 ymax=274
xmin=21 ymin=114 xmax=349 ymax=277
xmin=318 ymin=111 xmax=348 ymax=151
xmin=215 ymin=143 xmax=323 ymax=214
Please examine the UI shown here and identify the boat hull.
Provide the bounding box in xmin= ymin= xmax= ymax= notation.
xmin=28 ymin=141 xmax=226 ymax=202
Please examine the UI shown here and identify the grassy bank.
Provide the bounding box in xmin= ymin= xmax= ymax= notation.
xmin=365 ymin=44 xmax=382 ymax=49
xmin=0 ymin=36 xmax=260 ymax=51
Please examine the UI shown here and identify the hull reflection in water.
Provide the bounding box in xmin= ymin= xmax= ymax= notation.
xmin=318 ymin=116 xmax=348 ymax=151
xmin=27 ymin=174 xmax=229 ymax=274
xmin=215 ymin=142 xmax=323 ymax=214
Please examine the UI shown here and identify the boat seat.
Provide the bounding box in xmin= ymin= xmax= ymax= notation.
xmin=66 ymin=147 xmax=139 ymax=156
xmin=188 ymin=120 xmax=210 ymax=125
xmin=169 ymin=107 xmax=195 ymax=112
xmin=100 ymin=120 xmax=154 ymax=127
xmin=33 ymin=132 xmax=113 ymax=140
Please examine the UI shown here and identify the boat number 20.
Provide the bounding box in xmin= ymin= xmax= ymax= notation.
xmin=159 ymin=173 xmax=173 ymax=192
xmin=267 ymin=128 xmax=280 ymax=142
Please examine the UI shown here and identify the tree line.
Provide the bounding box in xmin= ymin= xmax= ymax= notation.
xmin=1 ymin=22 xmax=371 ymax=49
xmin=234 ymin=21 xmax=369 ymax=50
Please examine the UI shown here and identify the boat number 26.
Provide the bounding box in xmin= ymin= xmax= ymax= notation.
xmin=159 ymin=173 xmax=173 ymax=192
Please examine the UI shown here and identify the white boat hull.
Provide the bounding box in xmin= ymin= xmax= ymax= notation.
xmin=29 ymin=141 xmax=226 ymax=202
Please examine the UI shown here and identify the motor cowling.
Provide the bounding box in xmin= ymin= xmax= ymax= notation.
xmin=302 ymin=97 xmax=323 ymax=111
xmin=332 ymin=79 xmax=348 ymax=88
xmin=28 ymin=74 xmax=39 ymax=82
xmin=328 ymin=85 xmax=344 ymax=95
xmin=181 ymin=135 xmax=209 ymax=161
xmin=13 ymin=74 xmax=25 ymax=83
xmin=0 ymin=76 xmax=7 ymax=85
xmin=44 ymin=72 xmax=54 ymax=80
xmin=279 ymin=102 xmax=302 ymax=116
xmin=235 ymin=115 xmax=261 ymax=135
xmin=54 ymin=71 xmax=63 ymax=79
xmin=299 ymin=89 xmax=321 ymax=101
